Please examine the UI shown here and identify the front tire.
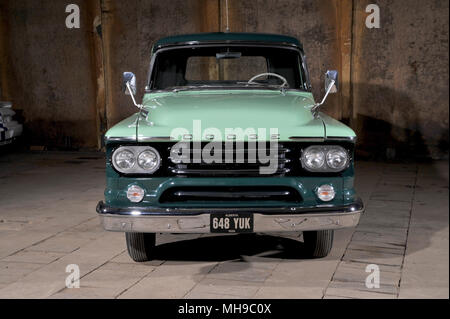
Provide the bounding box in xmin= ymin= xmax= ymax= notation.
xmin=303 ymin=230 xmax=334 ymax=258
xmin=125 ymin=232 xmax=156 ymax=262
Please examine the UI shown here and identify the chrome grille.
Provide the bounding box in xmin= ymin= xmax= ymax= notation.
xmin=167 ymin=142 xmax=291 ymax=177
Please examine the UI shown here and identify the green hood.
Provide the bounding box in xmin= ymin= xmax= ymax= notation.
xmin=138 ymin=90 xmax=325 ymax=142
xmin=105 ymin=90 xmax=356 ymax=143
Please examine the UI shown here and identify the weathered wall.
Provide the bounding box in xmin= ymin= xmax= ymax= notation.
xmin=0 ymin=0 xmax=99 ymax=149
xmin=352 ymin=0 xmax=449 ymax=159
xmin=0 ymin=0 xmax=448 ymax=158
xmin=101 ymin=0 xmax=218 ymax=127
xmin=228 ymin=0 xmax=351 ymax=120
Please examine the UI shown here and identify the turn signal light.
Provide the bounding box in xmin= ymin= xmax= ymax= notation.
xmin=317 ymin=184 xmax=335 ymax=202
xmin=127 ymin=185 xmax=145 ymax=203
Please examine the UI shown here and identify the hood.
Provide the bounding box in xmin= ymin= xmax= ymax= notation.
xmin=105 ymin=113 xmax=139 ymax=142
xmin=138 ymin=90 xmax=324 ymax=141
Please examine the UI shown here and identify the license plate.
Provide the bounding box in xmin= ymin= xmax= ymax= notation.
xmin=210 ymin=213 xmax=253 ymax=233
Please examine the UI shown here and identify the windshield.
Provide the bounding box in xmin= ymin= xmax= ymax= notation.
xmin=149 ymin=45 xmax=309 ymax=91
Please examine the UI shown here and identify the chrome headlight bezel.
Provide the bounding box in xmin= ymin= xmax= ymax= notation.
xmin=137 ymin=147 xmax=161 ymax=173
xmin=112 ymin=148 xmax=136 ymax=171
xmin=112 ymin=146 xmax=161 ymax=174
xmin=301 ymin=146 xmax=326 ymax=170
xmin=301 ymin=145 xmax=350 ymax=172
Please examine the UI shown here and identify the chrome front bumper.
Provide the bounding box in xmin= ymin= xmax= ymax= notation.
xmin=96 ymin=200 xmax=364 ymax=233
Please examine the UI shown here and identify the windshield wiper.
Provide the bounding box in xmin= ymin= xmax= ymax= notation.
xmin=235 ymin=81 xmax=280 ymax=88
xmin=166 ymin=83 xmax=286 ymax=93
xmin=171 ymin=85 xmax=217 ymax=92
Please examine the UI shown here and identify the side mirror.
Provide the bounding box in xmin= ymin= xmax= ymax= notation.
xmin=122 ymin=71 xmax=142 ymax=110
xmin=311 ymin=70 xmax=339 ymax=117
xmin=324 ymin=70 xmax=338 ymax=93
xmin=123 ymin=72 xmax=136 ymax=95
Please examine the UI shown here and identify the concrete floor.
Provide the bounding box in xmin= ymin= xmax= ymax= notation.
xmin=0 ymin=151 xmax=448 ymax=299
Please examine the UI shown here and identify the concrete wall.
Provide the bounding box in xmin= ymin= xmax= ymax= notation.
xmin=100 ymin=0 xmax=214 ymax=127
xmin=0 ymin=0 xmax=99 ymax=149
xmin=0 ymin=0 xmax=448 ymax=158
xmin=352 ymin=0 xmax=449 ymax=159
xmin=229 ymin=0 xmax=351 ymax=120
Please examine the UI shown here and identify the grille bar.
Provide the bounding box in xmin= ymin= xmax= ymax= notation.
xmin=159 ymin=186 xmax=302 ymax=203
xmin=173 ymin=190 xmax=291 ymax=198
xmin=168 ymin=142 xmax=291 ymax=177
xmin=169 ymin=167 xmax=291 ymax=176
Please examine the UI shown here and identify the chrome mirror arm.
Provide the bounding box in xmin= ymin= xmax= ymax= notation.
xmin=126 ymin=82 xmax=143 ymax=109
xmin=311 ymin=79 xmax=335 ymax=116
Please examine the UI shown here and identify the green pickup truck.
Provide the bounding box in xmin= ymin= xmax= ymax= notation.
xmin=96 ymin=32 xmax=364 ymax=262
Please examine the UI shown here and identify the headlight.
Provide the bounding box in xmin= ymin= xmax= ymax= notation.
xmin=113 ymin=149 xmax=135 ymax=170
xmin=137 ymin=147 xmax=161 ymax=173
xmin=326 ymin=148 xmax=348 ymax=170
xmin=302 ymin=147 xmax=325 ymax=170
xmin=301 ymin=145 xmax=349 ymax=172
xmin=112 ymin=146 xmax=161 ymax=174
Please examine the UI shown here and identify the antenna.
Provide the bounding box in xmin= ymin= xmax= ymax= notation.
xmin=224 ymin=0 xmax=230 ymax=32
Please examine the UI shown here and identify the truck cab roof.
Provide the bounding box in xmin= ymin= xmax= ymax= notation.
xmin=153 ymin=32 xmax=303 ymax=52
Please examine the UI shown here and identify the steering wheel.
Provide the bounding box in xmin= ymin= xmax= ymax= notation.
xmin=247 ymin=72 xmax=289 ymax=88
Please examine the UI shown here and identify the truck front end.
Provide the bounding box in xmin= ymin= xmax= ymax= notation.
xmin=96 ymin=33 xmax=364 ymax=261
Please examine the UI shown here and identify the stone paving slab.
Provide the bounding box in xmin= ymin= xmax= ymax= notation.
xmin=322 ymin=163 xmax=417 ymax=299
xmin=0 ymin=261 xmax=43 ymax=286
xmin=2 ymin=250 xmax=65 ymax=264
xmin=328 ymin=280 xmax=398 ymax=295
xmin=350 ymin=231 xmax=408 ymax=247
xmin=110 ymin=251 xmax=165 ymax=266
xmin=325 ymin=287 xmax=396 ymax=299
xmin=254 ymin=286 xmax=325 ymax=299
xmin=365 ymin=199 xmax=412 ymax=211
xmin=357 ymin=214 xmax=411 ymax=229
xmin=117 ymin=261 xmax=217 ymax=299
xmin=333 ymin=261 xmax=401 ymax=283
xmin=207 ymin=261 xmax=275 ymax=283
xmin=343 ymin=248 xmax=404 ymax=267
xmin=50 ymin=286 xmax=117 ymax=299
xmin=53 ymin=262 xmax=156 ymax=299
xmin=185 ymin=278 xmax=260 ymax=299
xmin=0 ymin=232 xmax=125 ymax=298
xmin=397 ymin=162 xmax=449 ymax=299
xmin=346 ymin=241 xmax=405 ymax=255
xmin=0 ymin=231 xmax=59 ymax=260
xmin=26 ymin=233 xmax=94 ymax=254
